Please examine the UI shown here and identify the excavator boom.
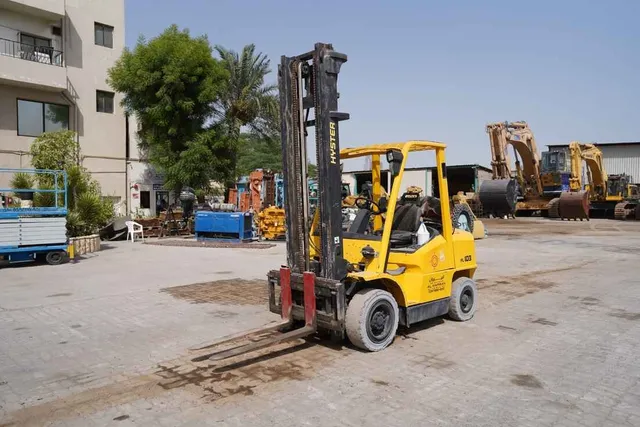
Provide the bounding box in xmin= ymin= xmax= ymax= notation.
xmin=479 ymin=121 xmax=545 ymax=216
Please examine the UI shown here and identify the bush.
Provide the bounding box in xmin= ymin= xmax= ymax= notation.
xmin=28 ymin=130 xmax=115 ymax=237
xmin=10 ymin=172 xmax=35 ymax=200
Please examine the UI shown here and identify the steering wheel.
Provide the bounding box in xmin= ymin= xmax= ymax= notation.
xmin=355 ymin=197 xmax=383 ymax=215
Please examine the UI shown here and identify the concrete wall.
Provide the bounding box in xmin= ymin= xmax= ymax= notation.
xmin=0 ymin=12 xmax=66 ymax=87
xmin=398 ymin=169 xmax=428 ymax=196
xmin=65 ymin=0 xmax=126 ymax=197
xmin=0 ymin=0 xmax=65 ymax=17
xmin=0 ymin=0 xmax=129 ymax=205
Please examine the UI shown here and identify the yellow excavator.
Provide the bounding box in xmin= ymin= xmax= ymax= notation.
xmin=479 ymin=121 xmax=553 ymax=217
xmin=551 ymin=142 xmax=640 ymax=220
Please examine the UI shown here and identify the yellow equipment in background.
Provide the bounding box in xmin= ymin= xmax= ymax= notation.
xmin=257 ymin=206 xmax=286 ymax=240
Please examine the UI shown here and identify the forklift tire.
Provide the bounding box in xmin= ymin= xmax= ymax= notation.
xmin=45 ymin=250 xmax=66 ymax=266
xmin=346 ymin=288 xmax=399 ymax=352
xmin=448 ymin=277 xmax=478 ymax=321
xmin=451 ymin=203 xmax=474 ymax=234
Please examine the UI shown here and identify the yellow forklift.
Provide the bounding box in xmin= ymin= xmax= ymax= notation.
xmin=195 ymin=43 xmax=479 ymax=361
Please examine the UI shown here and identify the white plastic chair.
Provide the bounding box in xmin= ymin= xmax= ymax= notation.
xmin=125 ymin=221 xmax=144 ymax=242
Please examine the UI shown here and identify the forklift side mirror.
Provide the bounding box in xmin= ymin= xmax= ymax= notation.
xmin=386 ymin=149 xmax=403 ymax=177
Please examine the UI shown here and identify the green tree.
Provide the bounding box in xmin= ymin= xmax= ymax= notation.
xmin=236 ymin=133 xmax=282 ymax=176
xmin=214 ymin=44 xmax=278 ymax=179
xmin=27 ymin=130 xmax=113 ymax=237
xmin=108 ymin=25 xmax=231 ymax=191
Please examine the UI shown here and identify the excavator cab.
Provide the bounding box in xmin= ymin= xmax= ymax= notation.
xmin=193 ymin=43 xmax=478 ymax=363
xmin=540 ymin=149 xmax=571 ymax=197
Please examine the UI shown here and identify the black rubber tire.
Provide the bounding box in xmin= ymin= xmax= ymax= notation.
xmin=346 ymin=288 xmax=399 ymax=352
xmin=451 ymin=203 xmax=475 ymax=234
xmin=45 ymin=250 xmax=66 ymax=266
xmin=448 ymin=277 xmax=478 ymax=321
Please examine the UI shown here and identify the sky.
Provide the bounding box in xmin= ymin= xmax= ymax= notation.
xmin=125 ymin=0 xmax=640 ymax=170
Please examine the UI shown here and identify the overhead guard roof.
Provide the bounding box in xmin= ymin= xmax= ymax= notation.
xmin=340 ymin=140 xmax=446 ymax=159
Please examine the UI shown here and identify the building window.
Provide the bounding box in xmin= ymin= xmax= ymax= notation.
xmin=94 ymin=22 xmax=113 ymax=48
xmin=17 ymin=99 xmax=69 ymax=137
xmin=19 ymin=33 xmax=53 ymax=61
xmin=96 ymin=90 xmax=114 ymax=113
xmin=20 ymin=34 xmax=52 ymax=49
xmin=140 ymin=191 xmax=151 ymax=209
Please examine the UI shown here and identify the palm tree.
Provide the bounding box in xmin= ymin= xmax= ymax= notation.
xmin=214 ymin=44 xmax=278 ymax=151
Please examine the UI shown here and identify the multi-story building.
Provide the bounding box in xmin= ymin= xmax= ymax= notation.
xmin=0 ymin=0 xmax=131 ymax=209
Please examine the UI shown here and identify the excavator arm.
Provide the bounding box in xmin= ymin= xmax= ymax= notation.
xmin=556 ymin=142 xmax=606 ymax=220
xmin=479 ymin=121 xmax=543 ymax=216
xmin=567 ymin=142 xmax=607 ymax=198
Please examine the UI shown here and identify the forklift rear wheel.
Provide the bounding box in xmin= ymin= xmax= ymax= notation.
xmin=448 ymin=277 xmax=478 ymax=321
xmin=45 ymin=250 xmax=66 ymax=266
xmin=346 ymin=288 xmax=399 ymax=352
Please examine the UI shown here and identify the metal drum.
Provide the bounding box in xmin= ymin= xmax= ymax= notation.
xmin=478 ymin=179 xmax=518 ymax=217
xmin=558 ymin=191 xmax=590 ymax=220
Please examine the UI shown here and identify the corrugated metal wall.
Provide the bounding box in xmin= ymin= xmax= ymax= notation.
xmin=598 ymin=145 xmax=640 ymax=183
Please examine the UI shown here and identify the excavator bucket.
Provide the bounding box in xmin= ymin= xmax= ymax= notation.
xmin=191 ymin=268 xmax=318 ymax=363
xmin=558 ymin=191 xmax=590 ymax=220
xmin=478 ymin=179 xmax=518 ymax=217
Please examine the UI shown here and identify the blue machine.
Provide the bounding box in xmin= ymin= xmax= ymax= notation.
xmin=194 ymin=210 xmax=254 ymax=243
xmin=0 ymin=168 xmax=70 ymax=266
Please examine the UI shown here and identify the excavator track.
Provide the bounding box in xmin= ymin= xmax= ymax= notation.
xmin=558 ymin=191 xmax=590 ymax=221
xmin=547 ymin=198 xmax=560 ymax=219
xmin=478 ymin=179 xmax=518 ymax=217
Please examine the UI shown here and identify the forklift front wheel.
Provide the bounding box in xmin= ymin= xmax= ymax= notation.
xmin=448 ymin=277 xmax=478 ymax=321
xmin=346 ymin=288 xmax=399 ymax=352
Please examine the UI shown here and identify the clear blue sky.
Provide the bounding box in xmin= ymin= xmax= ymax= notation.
xmin=125 ymin=0 xmax=640 ymax=169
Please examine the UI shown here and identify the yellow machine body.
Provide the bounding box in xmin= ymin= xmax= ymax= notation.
xmin=310 ymin=141 xmax=477 ymax=311
xmin=257 ymin=206 xmax=286 ymax=240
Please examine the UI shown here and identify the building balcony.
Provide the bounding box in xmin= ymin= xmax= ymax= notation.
xmin=0 ymin=0 xmax=64 ymax=19
xmin=0 ymin=38 xmax=66 ymax=90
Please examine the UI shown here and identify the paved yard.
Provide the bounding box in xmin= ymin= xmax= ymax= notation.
xmin=1 ymin=219 xmax=640 ymax=426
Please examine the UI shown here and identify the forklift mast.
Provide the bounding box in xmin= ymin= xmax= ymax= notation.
xmin=278 ymin=43 xmax=350 ymax=281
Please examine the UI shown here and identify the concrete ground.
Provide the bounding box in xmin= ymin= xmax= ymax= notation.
xmin=1 ymin=218 xmax=640 ymax=426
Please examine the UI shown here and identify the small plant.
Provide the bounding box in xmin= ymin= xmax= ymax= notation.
xmin=10 ymin=172 xmax=35 ymax=201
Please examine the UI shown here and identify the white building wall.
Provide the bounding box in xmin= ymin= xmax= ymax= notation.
xmin=0 ymin=0 xmax=128 ymax=203
xmin=398 ymin=169 xmax=428 ymax=196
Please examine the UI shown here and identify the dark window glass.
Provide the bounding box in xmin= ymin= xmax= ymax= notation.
xmin=17 ymin=100 xmax=69 ymax=137
xmin=140 ymin=191 xmax=151 ymax=209
xmin=17 ymin=100 xmax=44 ymax=137
xmin=96 ymin=90 xmax=114 ymax=113
xmin=94 ymin=24 xmax=103 ymax=46
xmin=94 ymin=23 xmax=114 ymax=48
xmin=45 ymin=103 xmax=69 ymax=132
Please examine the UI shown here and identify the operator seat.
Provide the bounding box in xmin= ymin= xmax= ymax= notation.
xmin=389 ymin=203 xmax=422 ymax=247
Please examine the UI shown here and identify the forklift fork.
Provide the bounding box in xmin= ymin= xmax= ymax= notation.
xmin=191 ymin=267 xmax=317 ymax=363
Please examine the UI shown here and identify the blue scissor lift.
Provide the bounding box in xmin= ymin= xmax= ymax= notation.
xmin=0 ymin=168 xmax=70 ymax=266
